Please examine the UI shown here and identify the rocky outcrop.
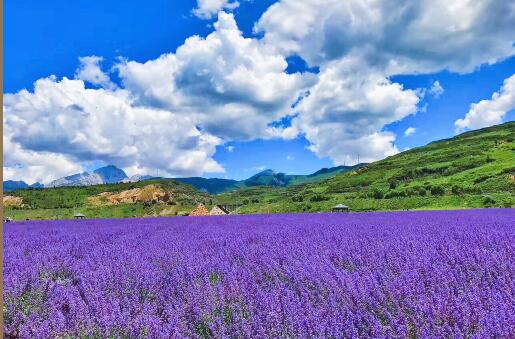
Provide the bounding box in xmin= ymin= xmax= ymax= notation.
xmin=48 ymin=165 xmax=128 ymax=188
xmin=88 ymin=185 xmax=170 ymax=205
xmin=3 ymin=195 xmax=24 ymax=208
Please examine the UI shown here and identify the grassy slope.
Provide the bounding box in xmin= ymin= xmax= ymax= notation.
xmin=219 ymin=122 xmax=515 ymax=213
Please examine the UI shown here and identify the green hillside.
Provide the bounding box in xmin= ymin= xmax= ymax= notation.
xmin=3 ymin=180 xmax=216 ymax=220
xmin=4 ymin=122 xmax=514 ymax=220
xmin=218 ymin=122 xmax=515 ymax=213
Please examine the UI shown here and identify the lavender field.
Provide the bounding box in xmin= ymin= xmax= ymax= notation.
xmin=3 ymin=209 xmax=515 ymax=338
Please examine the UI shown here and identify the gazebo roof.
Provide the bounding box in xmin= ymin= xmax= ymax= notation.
xmin=333 ymin=204 xmax=349 ymax=209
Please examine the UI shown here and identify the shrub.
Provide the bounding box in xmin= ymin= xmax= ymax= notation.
xmin=388 ymin=180 xmax=399 ymax=189
xmin=483 ymin=196 xmax=496 ymax=207
xmin=410 ymin=186 xmax=426 ymax=196
xmin=372 ymin=189 xmax=384 ymax=199
xmin=430 ymin=186 xmax=445 ymax=196
xmin=291 ymin=195 xmax=304 ymax=202
xmin=451 ymin=185 xmax=463 ymax=195
xmin=404 ymin=187 xmax=416 ymax=196
xmin=309 ymin=194 xmax=330 ymax=202
xmin=385 ymin=190 xmax=406 ymax=199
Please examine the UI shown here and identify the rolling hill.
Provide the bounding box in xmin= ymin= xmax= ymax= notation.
xmin=3 ymin=180 xmax=215 ymax=220
xmin=4 ymin=122 xmax=513 ymax=220
xmin=218 ymin=122 xmax=515 ymax=213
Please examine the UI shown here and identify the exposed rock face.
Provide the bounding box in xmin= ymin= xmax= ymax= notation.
xmin=88 ymin=185 xmax=170 ymax=205
xmin=93 ymin=165 xmax=128 ymax=184
xmin=123 ymin=174 xmax=155 ymax=183
xmin=190 ymin=203 xmax=209 ymax=216
xmin=209 ymin=205 xmax=230 ymax=215
xmin=48 ymin=165 xmax=128 ymax=187
xmin=3 ymin=195 xmax=24 ymax=208
xmin=49 ymin=172 xmax=104 ymax=187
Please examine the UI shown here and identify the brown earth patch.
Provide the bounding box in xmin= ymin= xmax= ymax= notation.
xmin=88 ymin=184 xmax=170 ymax=206
xmin=3 ymin=195 xmax=24 ymax=208
xmin=190 ymin=203 xmax=209 ymax=216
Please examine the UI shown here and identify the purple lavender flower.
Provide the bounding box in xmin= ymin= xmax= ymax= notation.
xmin=3 ymin=209 xmax=515 ymax=337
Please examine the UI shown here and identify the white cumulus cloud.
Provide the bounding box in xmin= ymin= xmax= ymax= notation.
xmin=3 ymin=135 xmax=83 ymax=185
xmin=291 ymin=58 xmax=420 ymax=165
xmin=117 ymin=12 xmax=315 ymax=141
xmin=3 ymin=76 xmax=224 ymax=183
xmin=455 ymin=74 xmax=515 ymax=132
xmin=256 ymin=0 xmax=515 ymax=74
xmin=404 ymin=127 xmax=417 ymax=136
xmin=4 ymin=13 xmax=313 ymax=183
xmin=193 ymin=0 xmax=240 ymax=19
xmin=429 ymin=80 xmax=444 ymax=98
xmin=75 ymin=56 xmax=115 ymax=90
xmin=253 ymin=0 xmax=514 ymax=163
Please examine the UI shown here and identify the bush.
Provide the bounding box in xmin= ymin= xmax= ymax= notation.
xmin=430 ymin=186 xmax=445 ymax=196
xmin=309 ymin=194 xmax=330 ymax=202
xmin=385 ymin=190 xmax=406 ymax=199
xmin=483 ymin=195 xmax=496 ymax=207
xmin=451 ymin=185 xmax=463 ymax=195
xmin=418 ymin=187 xmax=427 ymax=196
xmin=291 ymin=195 xmax=304 ymax=202
xmin=388 ymin=180 xmax=399 ymax=189
xmin=372 ymin=189 xmax=384 ymax=199
xmin=404 ymin=187 xmax=416 ymax=196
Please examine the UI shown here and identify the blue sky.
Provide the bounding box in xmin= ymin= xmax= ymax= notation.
xmin=4 ymin=0 xmax=515 ymax=183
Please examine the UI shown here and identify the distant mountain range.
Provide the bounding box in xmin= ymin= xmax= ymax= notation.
xmin=3 ymin=180 xmax=44 ymax=192
xmin=3 ymin=164 xmax=365 ymax=194
xmin=172 ymin=165 xmax=365 ymax=194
